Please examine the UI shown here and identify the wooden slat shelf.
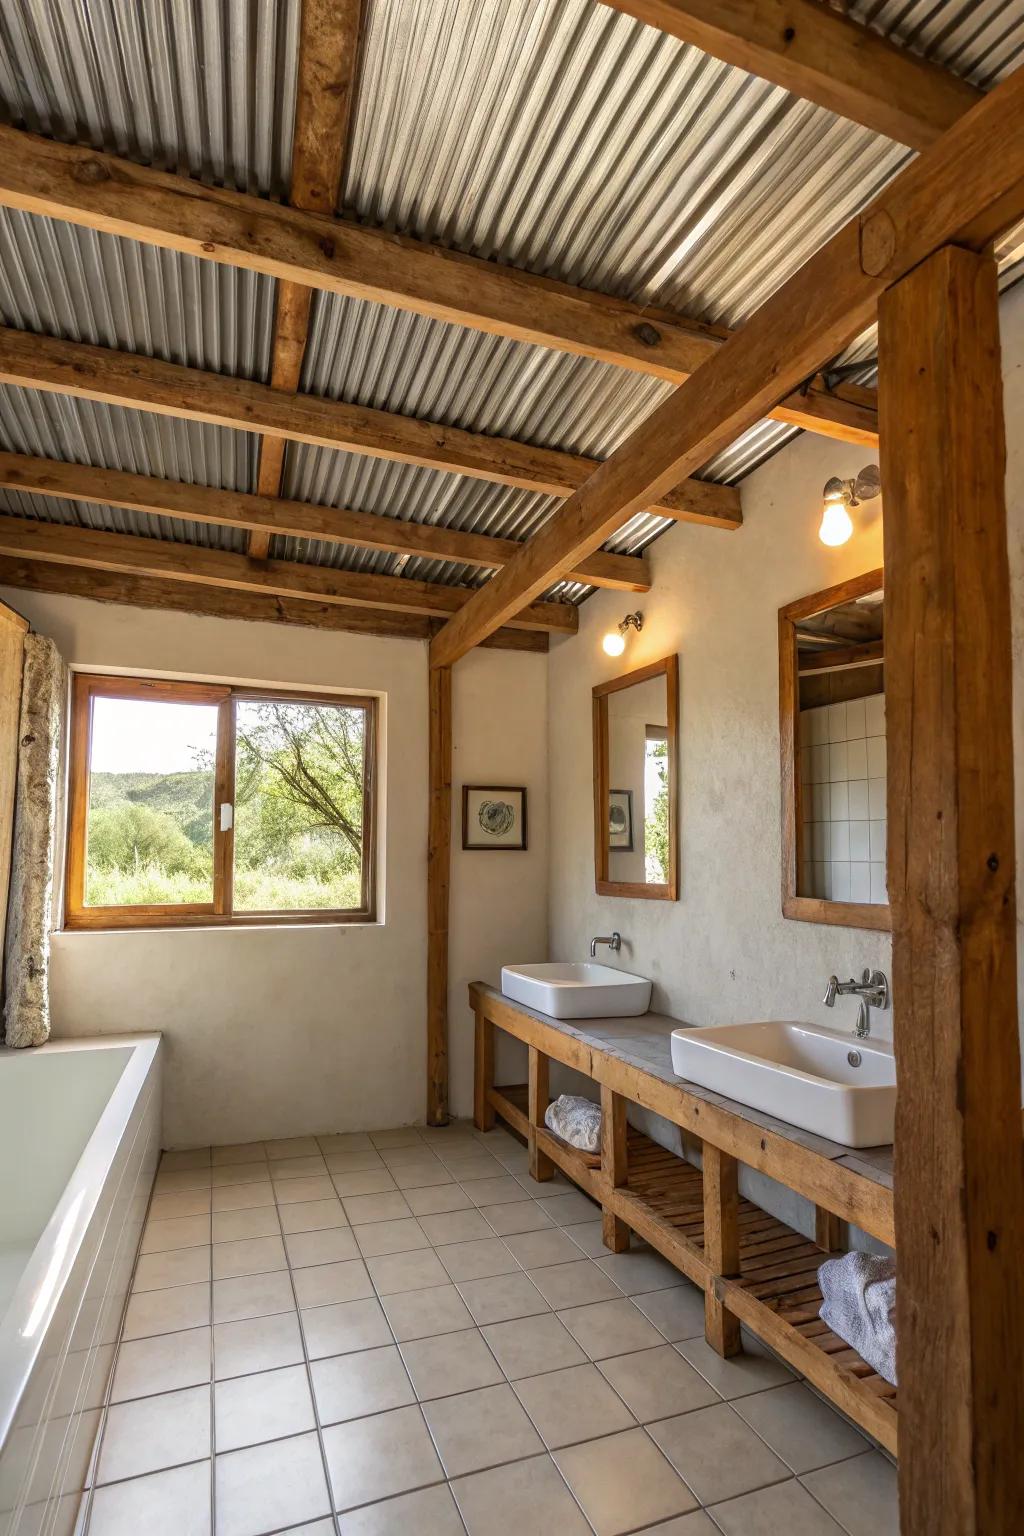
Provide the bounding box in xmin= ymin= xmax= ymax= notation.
xmin=474 ymin=985 xmax=898 ymax=1457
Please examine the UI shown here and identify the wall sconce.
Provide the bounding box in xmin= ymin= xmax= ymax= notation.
xmin=602 ymin=611 xmax=644 ymax=658
xmin=818 ymin=464 xmax=881 ymax=547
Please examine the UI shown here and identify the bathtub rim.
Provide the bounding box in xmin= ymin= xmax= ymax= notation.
xmin=0 ymin=1032 xmax=161 ymax=1450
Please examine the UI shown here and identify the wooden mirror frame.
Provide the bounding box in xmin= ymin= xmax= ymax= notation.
xmin=593 ymin=653 xmax=679 ymax=900
xmin=779 ymin=569 xmax=889 ymax=932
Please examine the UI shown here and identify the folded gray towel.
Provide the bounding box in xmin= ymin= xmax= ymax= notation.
xmin=819 ymin=1251 xmax=897 ymax=1385
xmin=544 ymin=1094 xmax=602 ymax=1153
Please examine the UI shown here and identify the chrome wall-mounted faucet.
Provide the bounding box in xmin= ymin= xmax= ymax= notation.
xmin=823 ymin=968 xmax=890 ymax=1038
xmin=590 ymin=932 xmax=621 ymax=958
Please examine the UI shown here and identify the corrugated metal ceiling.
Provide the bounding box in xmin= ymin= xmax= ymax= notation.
xmin=0 ymin=0 xmax=1021 ymax=607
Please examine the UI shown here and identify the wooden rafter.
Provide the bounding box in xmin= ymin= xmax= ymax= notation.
xmin=251 ymin=0 xmax=364 ymax=559
xmin=0 ymin=454 xmax=650 ymax=593
xmin=0 ymin=127 xmax=875 ymax=445
xmin=429 ymin=67 xmax=1024 ymax=667
xmin=0 ymin=515 xmax=576 ymax=633
xmin=0 ymin=327 xmax=740 ymax=528
xmin=601 ymin=0 xmax=980 ymax=150
xmin=0 ymin=556 xmax=548 ymax=652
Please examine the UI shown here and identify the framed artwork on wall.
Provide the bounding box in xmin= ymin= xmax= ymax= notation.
xmin=608 ymin=788 xmax=634 ymax=851
xmin=462 ymin=786 xmax=528 ymax=851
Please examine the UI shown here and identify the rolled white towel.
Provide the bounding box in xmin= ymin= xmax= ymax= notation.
xmin=544 ymin=1094 xmax=602 ymax=1153
xmin=818 ymin=1250 xmax=897 ymax=1385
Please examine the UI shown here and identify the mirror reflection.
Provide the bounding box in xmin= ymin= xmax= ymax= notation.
xmin=593 ymin=655 xmax=678 ymax=900
xmin=607 ymin=678 xmax=670 ymax=885
xmin=796 ymin=583 xmax=886 ymax=908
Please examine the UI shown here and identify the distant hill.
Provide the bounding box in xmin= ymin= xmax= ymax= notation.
xmin=90 ymin=770 xmax=215 ymax=848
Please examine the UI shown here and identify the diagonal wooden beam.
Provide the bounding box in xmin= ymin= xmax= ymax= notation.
xmin=0 ymin=555 xmax=549 ymax=651
xmin=429 ymin=66 xmax=1024 ymax=667
xmin=251 ymin=0 xmax=364 ymax=558
xmin=0 ymin=515 xmax=576 ymax=633
xmin=601 ymin=0 xmax=981 ymax=150
xmin=0 ymin=452 xmax=650 ymax=592
xmin=0 ymin=126 xmax=875 ymax=445
xmin=0 ymin=327 xmax=741 ymax=528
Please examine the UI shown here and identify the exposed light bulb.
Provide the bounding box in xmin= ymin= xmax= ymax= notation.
xmin=818 ymin=499 xmax=854 ymax=547
xmin=602 ymin=629 xmax=627 ymax=657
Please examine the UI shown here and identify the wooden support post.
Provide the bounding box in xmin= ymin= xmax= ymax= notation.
xmin=427 ymin=665 xmax=452 ymax=1126
xmin=702 ymin=1144 xmax=741 ymax=1357
xmin=527 ymin=1046 xmax=554 ymax=1181
xmin=600 ymin=1085 xmax=631 ymax=1253
xmin=879 ymin=243 xmax=1024 ymax=1535
xmin=473 ymin=1005 xmax=494 ymax=1133
xmin=814 ymin=1207 xmax=842 ymax=1254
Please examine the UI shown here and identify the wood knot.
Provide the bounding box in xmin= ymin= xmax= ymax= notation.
xmin=633 ymin=322 xmax=661 ymax=348
xmin=859 ymin=210 xmax=897 ymax=278
xmin=987 ymin=1230 xmax=998 ymax=1251
xmin=987 ymin=853 xmax=999 ymax=872
xmin=73 ymin=158 xmax=111 ymax=185
xmin=319 ymin=236 xmax=336 ymax=260
xmin=201 ymin=242 xmax=216 ymax=254
xmin=782 ymin=26 xmax=796 ymax=42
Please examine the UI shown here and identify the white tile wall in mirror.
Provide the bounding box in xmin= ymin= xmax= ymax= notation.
xmin=800 ymin=693 xmax=886 ymax=904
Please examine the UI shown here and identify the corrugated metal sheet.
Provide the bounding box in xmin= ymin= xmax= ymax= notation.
xmin=851 ymin=1 xmax=1024 ymax=86
xmin=0 ymin=0 xmax=300 ymax=196
xmin=0 ymin=207 xmax=276 ymax=376
xmin=0 ymin=0 xmax=1022 ymax=604
xmin=344 ymin=0 xmax=910 ymax=327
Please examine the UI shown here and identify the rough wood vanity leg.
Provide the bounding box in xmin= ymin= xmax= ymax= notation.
xmin=527 ymin=1045 xmax=554 ymax=1180
xmin=600 ymin=1085 xmax=630 ymax=1253
xmin=703 ymin=1143 xmax=741 ymax=1357
xmin=473 ymin=1006 xmax=494 ymax=1131
xmin=815 ymin=1206 xmax=842 ymax=1253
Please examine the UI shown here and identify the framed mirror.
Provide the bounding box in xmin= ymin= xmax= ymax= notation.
xmin=593 ymin=654 xmax=678 ymax=900
xmin=779 ymin=570 xmax=889 ymax=931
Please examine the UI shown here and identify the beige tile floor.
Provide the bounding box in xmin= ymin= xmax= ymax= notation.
xmin=82 ymin=1121 xmax=898 ymax=1536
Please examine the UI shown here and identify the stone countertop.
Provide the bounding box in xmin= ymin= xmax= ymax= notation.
xmin=474 ymin=985 xmax=894 ymax=1192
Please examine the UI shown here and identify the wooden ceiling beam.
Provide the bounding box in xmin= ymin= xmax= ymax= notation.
xmin=251 ymin=0 xmax=365 ymax=558
xmin=0 ymin=126 xmax=874 ymax=445
xmin=429 ymin=68 xmax=1024 ymax=667
xmin=0 ymin=326 xmax=740 ymax=529
xmin=0 ymin=515 xmax=576 ymax=633
xmin=0 ymin=452 xmax=650 ymax=592
xmin=601 ymin=0 xmax=980 ymax=150
xmin=0 ymin=555 xmax=548 ymax=652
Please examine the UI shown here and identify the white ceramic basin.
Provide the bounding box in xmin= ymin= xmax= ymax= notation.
xmin=670 ymin=1020 xmax=895 ymax=1148
xmin=501 ymin=962 xmax=652 ymax=1019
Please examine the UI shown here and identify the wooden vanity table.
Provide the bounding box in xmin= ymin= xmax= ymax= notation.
xmin=471 ymin=982 xmax=897 ymax=1455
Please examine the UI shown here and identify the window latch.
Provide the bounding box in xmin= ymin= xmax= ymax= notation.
xmin=220 ymin=802 xmax=234 ymax=832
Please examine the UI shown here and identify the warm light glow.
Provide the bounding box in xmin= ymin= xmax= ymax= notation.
xmin=818 ymin=499 xmax=854 ymax=547
xmin=602 ymin=629 xmax=627 ymax=657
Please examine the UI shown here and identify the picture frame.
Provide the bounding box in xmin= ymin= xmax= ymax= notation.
xmin=462 ymin=785 xmax=528 ymax=851
xmin=608 ymin=788 xmax=634 ymax=851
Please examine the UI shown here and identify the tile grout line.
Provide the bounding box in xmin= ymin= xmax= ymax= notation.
xmin=101 ymin=1127 xmax=884 ymax=1534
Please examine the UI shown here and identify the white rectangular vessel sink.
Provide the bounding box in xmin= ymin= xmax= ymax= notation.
xmin=670 ymin=1020 xmax=895 ymax=1148
xmin=501 ymin=962 xmax=652 ymax=1020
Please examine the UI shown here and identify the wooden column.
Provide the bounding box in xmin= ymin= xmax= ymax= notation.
xmin=702 ymin=1144 xmax=741 ymax=1357
xmin=814 ymin=1207 xmax=842 ymax=1254
xmin=473 ymin=1003 xmax=494 ymax=1132
xmin=600 ymin=1085 xmax=630 ymax=1253
xmin=527 ymin=1046 xmax=554 ymax=1181
xmin=879 ymin=244 xmax=1024 ymax=1535
xmin=427 ymin=664 xmax=452 ymax=1125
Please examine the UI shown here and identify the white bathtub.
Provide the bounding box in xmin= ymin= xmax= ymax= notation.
xmin=0 ymin=1034 xmax=161 ymax=1536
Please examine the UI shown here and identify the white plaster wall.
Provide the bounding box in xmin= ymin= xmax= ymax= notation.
xmin=546 ymin=282 xmax=1024 ymax=1237
xmin=0 ymin=589 xmax=548 ymax=1146
xmin=448 ymin=648 xmax=548 ymax=1117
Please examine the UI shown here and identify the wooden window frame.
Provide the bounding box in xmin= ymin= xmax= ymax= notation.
xmin=65 ymin=673 xmax=378 ymax=930
xmin=592 ymin=653 xmax=679 ymax=901
xmin=779 ymin=569 xmax=889 ymax=932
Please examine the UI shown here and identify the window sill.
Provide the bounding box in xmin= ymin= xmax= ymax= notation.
xmin=60 ymin=913 xmax=381 ymax=934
